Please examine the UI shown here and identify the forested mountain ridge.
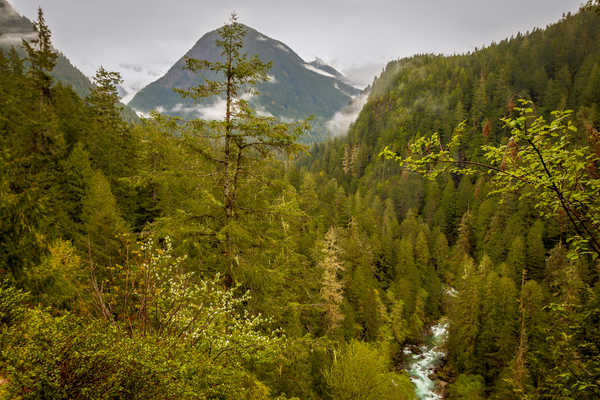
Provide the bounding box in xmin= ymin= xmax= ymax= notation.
xmin=0 ymin=0 xmax=92 ymax=97
xmin=129 ymin=24 xmax=361 ymax=141
xmin=307 ymin=7 xmax=600 ymax=182
xmin=300 ymin=5 xmax=600 ymax=398
xmin=0 ymin=12 xmax=417 ymax=399
xmin=1 ymin=3 xmax=599 ymax=400
xmin=0 ymin=0 xmax=139 ymax=122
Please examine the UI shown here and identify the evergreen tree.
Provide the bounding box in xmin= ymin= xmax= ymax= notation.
xmin=318 ymin=227 xmax=345 ymax=334
xmin=86 ymin=67 xmax=130 ymax=180
xmin=526 ymin=220 xmax=546 ymax=281
xmin=172 ymin=14 xmax=308 ymax=278
xmin=22 ymin=7 xmax=58 ymax=109
xmin=80 ymin=170 xmax=129 ymax=270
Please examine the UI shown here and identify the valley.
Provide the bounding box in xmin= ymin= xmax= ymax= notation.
xmin=0 ymin=1 xmax=599 ymax=399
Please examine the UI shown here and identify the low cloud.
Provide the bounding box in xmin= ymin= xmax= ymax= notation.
xmin=108 ymin=62 xmax=171 ymax=104
xmin=326 ymin=91 xmax=369 ymax=137
xmin=0 ymin=32 xmax=36 ymax=45
xmin=254 ymin=105 xmax=274 ymax=118
xmin=195 ymin=99 xmax=227 ymax=120
xmin=169 ymin=99 xmax=226 ymax=120
xmin=165 ymin=92 xmax=266 ymax=120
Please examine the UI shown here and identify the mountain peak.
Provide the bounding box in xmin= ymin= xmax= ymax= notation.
xmin=129 ymin=24 xmax=362 ymax=142
xmin=307 ymin=58 xmax=344 ymax=79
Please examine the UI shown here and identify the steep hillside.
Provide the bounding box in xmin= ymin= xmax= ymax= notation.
xmin=300 ymin=6 xmax=600 ymax=398
xmin=0 ymin=1 xmax=140 ymax=122
xmin=129 ymin=24 xmax=361 ymax=141
xmin=0 ymin=0 xmax=92 ymax=97
xmin=306 ymin=8 xmax=600 ymax=185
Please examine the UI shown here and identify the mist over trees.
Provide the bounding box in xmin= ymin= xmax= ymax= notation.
xmin=1 ymin=3 xmax=600 ymax=400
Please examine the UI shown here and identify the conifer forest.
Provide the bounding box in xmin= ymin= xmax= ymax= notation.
xmin=1 ymin=1 xmax=600 ymax=399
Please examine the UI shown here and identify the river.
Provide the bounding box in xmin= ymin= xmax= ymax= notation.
xmin=403 ymin=320 xmax=448 ymax=399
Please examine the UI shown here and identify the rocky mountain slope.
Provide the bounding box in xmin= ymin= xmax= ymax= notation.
xmin=129 ymin=24 xmax=362 ymax=141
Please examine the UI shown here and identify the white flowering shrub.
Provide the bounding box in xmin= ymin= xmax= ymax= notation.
xmin=134 ymin=236 xmax=284 ymax=365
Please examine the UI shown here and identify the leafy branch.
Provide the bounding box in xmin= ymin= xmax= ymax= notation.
xmin=381 ymin=100 xmax=600 ymax=268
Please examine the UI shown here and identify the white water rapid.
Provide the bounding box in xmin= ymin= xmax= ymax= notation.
xmin=403 ymin=321 xmax=448 ymax=399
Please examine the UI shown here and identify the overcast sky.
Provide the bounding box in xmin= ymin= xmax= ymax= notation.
xmin=9 ymin=0 xmax=585 ymax=94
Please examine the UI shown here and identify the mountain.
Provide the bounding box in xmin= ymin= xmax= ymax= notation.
xmin=0 ymin=0 xmax=30 ymax=34
xmin=0 ymin=0 xmax=139 ymax=121
xmin=0 ymin=0 xmax=93 ymax=97
xmin=129 ymin=24 xmax=362 ymax=141
xmin=306 ymin=7 xmax=600 ymax=182
xmin=300 ymin=6 xmax=600 ymax=397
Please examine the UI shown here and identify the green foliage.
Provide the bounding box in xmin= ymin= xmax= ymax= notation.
xmin=325 ymin=340 xmax=415 ymax=400
xmin=1 ymin=308 xmax=274 ymax=399
xmin=447 ymin=374 xmax=485 ymax=400
xmin=0 ymin=282 xmax=28 ymax=327
xmin=5 ymin=3 xmax=600 ymax=399
xmin=21 ymin=8 xmax=58 ymax=102
xmin=0 ymin=238 xmax=286 ymax=399
xmin=80 ymin=169 xmax=129 ymax=269
xmin=383 ymin=100 xmax=600 ymax=263
xmin=27 ymin=239 xmax=87 ymax=310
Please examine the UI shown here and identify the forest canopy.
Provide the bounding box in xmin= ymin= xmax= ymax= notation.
xmin=1 ymin=3 xmax=600 ymax=400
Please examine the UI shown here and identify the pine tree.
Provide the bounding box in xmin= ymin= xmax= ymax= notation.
xmin=173 ymin=14 xmax=308 ymax=277
xmin=506 ymin=236 xmax=526 ymax=282
xmin=86 ymin=67 xmax=130 ymax=180
xmin=22 ymin=7 xmax=58 ymax=108
xmin=449 ymin=255 xmax=482 ymax=372
xmin=414 ymin=230 xmax=431 ymax=267
xmin=80 ymin=170 xmax=128 ymax=269
xmin=318 ymin=227 xmax=345 ymax=334
xmin=456 ymin=211 xmax=474 ymax=256
xmin=20 ymin=7 xmax=62 ymax=155
xmin=526 ymin=220 xmax=546 ymax=281
xmin=0 ymin=8 xmax=64 ymax=280
xmin=430 ymin=227 xmax=449 ymax=271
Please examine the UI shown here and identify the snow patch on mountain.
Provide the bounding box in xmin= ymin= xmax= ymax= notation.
xmin=303 ymin=63 xmax=336 ymax=78
xmin=312 ymin=57 xmax=327 ymax=66
xmin=275 ymin=43 xmax=290 ymax=53
xmin=334 ymin=82 xmax=355 ymax=98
